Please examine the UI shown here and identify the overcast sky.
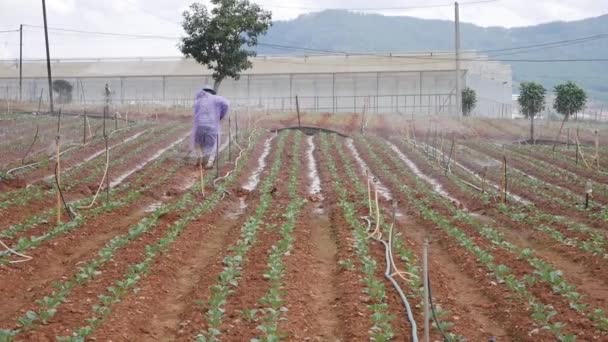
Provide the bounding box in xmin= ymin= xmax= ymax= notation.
xmin=1 ymin=0 xmax=607 ymax=60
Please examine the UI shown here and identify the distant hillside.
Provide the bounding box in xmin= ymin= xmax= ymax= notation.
xmin=257 ymin=10 xmax=608 ymax=101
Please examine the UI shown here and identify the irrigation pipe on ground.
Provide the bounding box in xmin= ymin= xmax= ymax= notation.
xmin=362 ymin=215 xmax=419 ymax=342
xmin=0 ymin=239 xmax=32 ymax=264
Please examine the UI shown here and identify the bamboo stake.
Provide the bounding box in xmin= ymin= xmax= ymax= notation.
xmin=83 ymin=110 xmax=88 ymax=144
xmin=367 ymin=170 xmax=372 ymax=216
xmin=502 ymin=156 xmax=508 ymax=204
xmin=296 ymin=95 xmax=301 ymax=128
xmin=56 ymin=136 xmax=61 ymax=224
xmin=200 ymin=157 xmax=205 ymax=196
xmin=595 ymin=130 xmax=600 ymax=170
xmin=216 ymin=133 xmax=220 ymax=179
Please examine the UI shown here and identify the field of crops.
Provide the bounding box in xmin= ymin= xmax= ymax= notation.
xmin=1 ymin=112 xmax=608 ymax=341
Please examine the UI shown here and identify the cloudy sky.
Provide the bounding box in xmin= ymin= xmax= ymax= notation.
xmin=0 ymin=0 xmax=607 ymax=60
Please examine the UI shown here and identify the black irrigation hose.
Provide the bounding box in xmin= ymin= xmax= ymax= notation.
xmin=54 ymin=162 xmax=75 ymax=221
xmin=21 ymin=125 xmax=39 ymax=165
xmin=427 ymin=274 xmax=451 ymax=342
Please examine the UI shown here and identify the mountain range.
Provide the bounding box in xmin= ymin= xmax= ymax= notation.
xmin=257 ymin=10 xmax=608 ymax=102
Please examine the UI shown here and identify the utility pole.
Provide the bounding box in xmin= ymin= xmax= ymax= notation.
xmin=42 ymin=0 xmax=54 ymax=113
xmin=455 ymin=1 xmax=462 ymax=117
xmin=19 ymin=24 xmax=23 ymax=102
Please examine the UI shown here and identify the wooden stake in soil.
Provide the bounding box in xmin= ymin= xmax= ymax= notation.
xmin=586 ymin=181 xmax=593 ymax=209
xmin=481 ymin=166 xmax=488 ymax=193
xmin=83 ymin=110 xmax=88 ymax=144
xmin=216 ymin=133 xmax=220 ymax=179
xmin=104 ymin=136 xmax=110 ymax=203
xmin=366 ymin=170 xmax=372 ymax=216
xmin=594 ymin=130 xmax=600 ymax=170
xmin=200 ymin=157 xmax=205 ymax=196
xmin=445 ymin=136 xmax=455 ymax=174
xmin=567 ymin=128 xmax=570 ymax=150
xmin=423 ymin=239 xmax=430 ymax=342
xmin=295 ymin=95 xmax=301 ymax=128
xmin=56 ymin=135 xmax=61 ymax=225
xmin=228 ymin=116 xmax=232 ymax=161
xmin=235 ymin=110 xmax=239 ymax=142
xmin=502 ymin=156 xmax=508 ymax=204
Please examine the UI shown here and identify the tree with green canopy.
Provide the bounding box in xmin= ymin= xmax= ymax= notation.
xmin=462 ymin=87 xmax=477 ymax=116
xmin=52 ymin=79 xmax=73 ymax=104
xmin=179 ymin=0 xmax=272 ymax=92
xmin=552 ymin=81 xmax=587 ymax=151
xmin=518 ymin=82 xmax=546 ymax=144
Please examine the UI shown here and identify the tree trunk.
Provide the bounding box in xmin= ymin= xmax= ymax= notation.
xmin=213 ymin=78 xmax=223 ymax=93
xmin=530 ymin=114 xmax=535 ymax=144
xmin=552 ymin=114 xmax=568 ymax=152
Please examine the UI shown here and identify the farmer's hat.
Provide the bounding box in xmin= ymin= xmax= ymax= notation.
xmin=203 ymin=85 xmax=216 ymax=95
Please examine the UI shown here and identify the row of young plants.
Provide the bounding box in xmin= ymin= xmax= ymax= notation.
xmin=469 ymin=142 xmax=608 ymax=207
xmin=10 ymin=123 xmax=153 ymax=179
xmin=392 ymin=137 xmax=608 ymax=333
xmin=195 ymin=131 xmax=289 ymax=342
xmin=0 ymin=141 xmax=190 ymax=262
xmin=366 ymin=136 xmax=580 ymax=341
xmin=343 ymin=136 xmax=464 ymax=341
xmin=0 ymin=142 xmax=178 ymax=242
xmin=56 ymin=131 xmax=262 ymax=342
xmin=318 ymin=133 xmax=396 ymax=341
xmin=0 ymin=125 xmax=178 ymax=211
xmin=0 ymin=134 xmax=187 ymax=261
xmin=396 ymin=136 xmax=608 ymax=333
xmin=252 ymin=131 xmax=306 ymax=341
xmin=454 ymin=143 xmax=606 ymax=222
xmin=510 ymin=144 xmax=607 ymax=174
xmin=0 ymin=117 xmax=85 ymax=153
xmin=0 ymin=131 xmax=259 ymax=342
xmin=402 ymin=140 xmax=608 ymax=259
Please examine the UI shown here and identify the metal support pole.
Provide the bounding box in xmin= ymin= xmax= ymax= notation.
xmin=455 ymin=2 xmax=462 ymax=117
xmin=19 ymin=24 xmax=23 ymax=102
xmin=423 ymin=239 xmax=430 ymax=342
xmin=42 ymin=0 xmax=54 ymax=113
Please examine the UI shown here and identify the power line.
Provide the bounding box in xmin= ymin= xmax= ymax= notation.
xmin=476 ymin=32 xmax=608 ymax=54
xmin=0 ymin=29 xmax=19 ymax=34
xmin=22 ymin=25 xmax=177 ymax=40
xmin=18 ymin=24 xmax=608 ymax=64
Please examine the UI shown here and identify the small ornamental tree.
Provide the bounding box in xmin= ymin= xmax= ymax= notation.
xmin=462 ymin=87 xmax=477 ymax=116
xmin=552 ymin=81 xmax=587 ymax=150
xmin=52 ymin=79 xmax=73 ymax=104
xmin=518 ymin=82 xmax=546 ymax=143
xmin=180 ymin=0 xmax=272 ymax=92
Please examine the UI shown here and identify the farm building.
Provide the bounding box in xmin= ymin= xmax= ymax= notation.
xmin=0 ymin=52 xmax=512 ymax=117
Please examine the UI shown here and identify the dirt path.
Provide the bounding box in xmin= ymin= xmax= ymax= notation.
xmin=279 ymin=135 xmax=342 ymax=340
xmin=88 ymin=132 xmax=284 ymax=341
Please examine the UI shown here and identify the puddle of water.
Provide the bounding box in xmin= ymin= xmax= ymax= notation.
xmin=144 ymin=201 xmax=163 ymax=213
xmin=345 ymin=139 xmax=392 ymax=201
xmin=226 ymin=197 xmax=248 ymax=219
xmin=110 ymin=135 xmax=188 ymax=188
xmin=307 ymin=135 xmax=322 ymax=196
xmin=243 ymin=135 xmax=275 ymax=191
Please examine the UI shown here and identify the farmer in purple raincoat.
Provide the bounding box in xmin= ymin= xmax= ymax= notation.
xmin=191 ymin=85 xmax=229 ymax=167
